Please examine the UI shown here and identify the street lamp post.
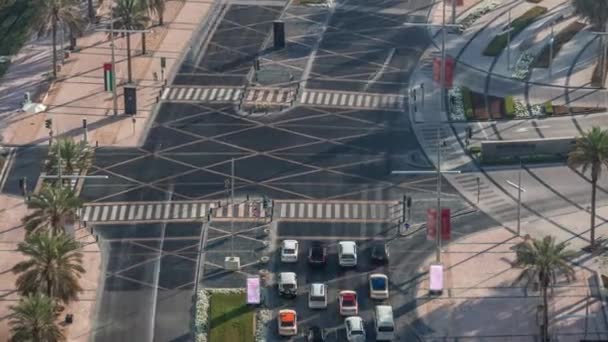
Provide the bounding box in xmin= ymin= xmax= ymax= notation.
xmin=110 ymin=4 xmax=118 ymax=115
xmin=506 ymin=9 xmax=512 ymax=71
xmin=506 ymin=160 xmax=525 ymax=236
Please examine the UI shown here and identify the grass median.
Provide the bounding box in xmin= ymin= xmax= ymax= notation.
xmin=209 ymin=292 xmax=255 ymax=342
xmin=483 ymin=6 xmax=547 ymax=57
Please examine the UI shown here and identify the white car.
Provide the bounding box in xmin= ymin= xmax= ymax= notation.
xmin=345 ymin=316 xmax=366 ymax=342
xmin=339 ymin=290 xmax=358 ymax=316
xmin=338 ymin=241 xmax=357 ymax=267
xmin=308 ymin=283 xmax=327 ymax=309
xmin=281 ymin=240 xmax=298 ymax=263
xmin=369 ymin=273 xmax=389 ymax=300
xmin=278 ymin=272 xmax=297 ymax=298
xmin=278 ymin=309 xmax=297 ymax=336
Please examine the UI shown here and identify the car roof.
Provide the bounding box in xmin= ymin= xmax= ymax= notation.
xmin=310 ymin=283 xmax=325 ymax=296
xmin=280 ymin=272 xmax=296 ymax=282
xmin=279 ymin=310 xmax=296 ymax=322
xmin=340 ymin=291 xmax=356 ymax=300
xmin=370 ymin=273 xmax=388 ymax=279
xmin=345 ymin=316 xmax=363 ymax=329
xmin=339 ymin=241 xmax=356 ymax=252
xmin=282 ymin=240 xmax=298 ymax=248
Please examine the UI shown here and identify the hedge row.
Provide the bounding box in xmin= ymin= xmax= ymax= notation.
xmin=483 ymin=6 xmax=548 ymax=56
xmin=532 ymin=21 xmax=585 ymax=68
xmin=461 ymin=86 xmax=474 ymax=120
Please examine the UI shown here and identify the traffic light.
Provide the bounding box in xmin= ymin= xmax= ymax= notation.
xmin=262 ymin=197 xmax=268 ymax=209
xmin=44 ymin=119 xmax=52 ymax=129
xmin=273 ymin=21 xmax=285 ymax=49
xmin=466 ymin=126 xmax=473 ymax=139
xmin=406 ymin=196 xmax=412 ymax=208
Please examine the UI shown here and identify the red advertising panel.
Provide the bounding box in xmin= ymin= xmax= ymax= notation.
xmin=447 ymin=0 xmax=463 ymax=6
xmin=426 ymin=208 xmax=437 ymax=241
xmin=432 ymin=57 xmax=441 ymax=83
xmin=441 ymin=208 xmax=451 ymax=241
xmin=103 ymin=62 xmax=112 ymax=71
xmin=432 ymin=57 xmax=455 ymax=88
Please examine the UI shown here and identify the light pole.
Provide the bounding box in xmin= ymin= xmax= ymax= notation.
xmin=506 ymin=9 xmax=513 ymax=71
xmin=506 ymin=160 xmax=525 ymax=236
xmin=110 ymin=4 xmax=118 ymax=115
xmin=549 ymin=22 xmax=554 ymax=77
xmin=591 ymin=31 xmax=608 ymax=88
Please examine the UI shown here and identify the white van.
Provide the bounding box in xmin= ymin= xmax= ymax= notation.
xmin=374 ymin=305 xmax=395 ymax=341
xmin=338 ymin=241 xmax=357 ymax=267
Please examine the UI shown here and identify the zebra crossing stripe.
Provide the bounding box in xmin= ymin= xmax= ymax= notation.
xmin=372 ymin=96 xmax=379 ymax=107
xmin=162 ymin=88 xmax=171 ymax=100
xmin=334 ymin=203 xmax=340 ymax=218
xmin=308 ymin=92 xmax=316 ymax=104
xmin=201 ymin=88 xmax=210 ymax=101
xmin=193 ymin=88 xmax=202 ymax=100
xmin=186 ymin=88 xmax=194 ymax=100
xmin=155 ymin=204 xmax=163 ymax=219
xmin=217 ymin=88 xmax=226 ymax=100
xmin=163 ymin=203 xmax=171 ymax=219
xmin=348 ymin=94 xmax=355 ymax=106
xmin=177 ymin=88 xmax=186 ymax=100
xmin=181 ymin=203 xmax=189 ymax=218
xmin=172 ymin=204 xmax=180 ymax=218
xmin=118 ymin=205 xmax=127 ymax=220
xmin=168 ymin=88 xmax=178 ymax=99
xmin=289 ymin=203 xmax=295 ymax=218
xmin=370 ymin=204 xmax=376 ymax=219
xmin=137 ymin=205 xmax=145 ymax=220
xmin=146 ymin=205 xmax=154 ymax=220
xmin=191 ymin=204 xmax=198 ymax=218
xmin=356 ymin=95 xmax=363 ymax=107
xmin=233 ymin=89 xmax=242 ymax=100
xmin=280 ymin=203 xmax=287 ymax=217
xmin=307 ymin=204 xmax=313 ymax=217
xmin=316 ymin=204 xmax=322 ymax=218
xmin=325 ymin=204 xmax=331 ymax=219
xmin=353 ymin=204 xmax=359 ymax=218
xmin=344 ymin=204 xmax=350 ymax=218
xmin=83 ymin=206 xmax=91 ymax=222
xmin=340 ymin=94 xmax=347 ymax=106
xmin=92 ymin=206 xmax=101 ymax=221
xmin=110 ymin=206 xmax=118 ymax=220
xmin=298 ymin=204 xmax=304 ymax=218
xmin=332 ymin=93 xmax=339 ymax=105
xmin=210 ymin=88 xmax=218 ymax=100
xmin=127 ymin=205 xmax=135 ymax=220
xmin=225 ymin=88 xmax=233 ymax=101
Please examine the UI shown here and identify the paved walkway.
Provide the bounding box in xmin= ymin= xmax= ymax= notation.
xmin=414 ymin=226 xmax=608 ymax=341
xmin=0 ymin=0 xmax=213 ymax=340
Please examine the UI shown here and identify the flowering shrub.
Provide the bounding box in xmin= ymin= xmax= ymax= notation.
xmin=513 ymin=98 xmax=544 ymax=118
xmin=458 ymin=0 xmax=501 ymax=32
xmin=448 ymin=87 xmax=467 ymax=121
xmin=512 ymin=52 xmax=535 ymax=80
xmin=254 ymin=309 xmax=273 ymax=342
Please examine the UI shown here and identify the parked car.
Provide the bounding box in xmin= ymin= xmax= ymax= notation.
xmin=278 ymin=272 xmax=297 ymax=298
xmin=278 ymin=309 xmax=297 ymax=336
xmin=338 ymin=241 xmax=357 ymax=267
xmin=308 ymin=241 xmax=327 ymax=266
xmin=370 ymin=241 xmax=389 ymax=263
xmin=308 ymin=283 xmax=328 ymax=309
xmin=344 ymin=316 xmax=366 ymax=342
xmin=306 ymin=326 xmax=326 ymax=342
xmin=281 ymin=240 xmax=298 ymax=263
xmin=339 ymin=290 xmax=358 ymax=316
xmin=369 ymin=273 xmax=389 ymax=300
xmin=374 ymin=305 xmax=395 ymax=341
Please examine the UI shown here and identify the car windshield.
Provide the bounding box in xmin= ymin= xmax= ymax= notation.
xmin=283 ymin=284 xmax=295 ymax=290
xmin=284 ymin=248 xmax=295 ymax=254
xmin=280 ymin=320 xmax=294 ymax=327
xmin=310 ymin=295 xmax=325 ymax=301
xmin=373 ymin=246 xmax=385 ymax=256
xmin=378 ymin=326 xmax=393 ymax=332
xmin=350 ymin=330 xmax=363 ymax=335
xmin=371 ymin=277 xmax=387 ymax=289
xmin=310 ymin=247 xmax=323 ymax=257
xmin=342 ymin=254 xmax=354 ymax=260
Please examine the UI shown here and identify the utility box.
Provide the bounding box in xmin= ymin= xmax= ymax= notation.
xmin=273 ymin=21 xmax=285 ymax=49
xmin=224 ymin=256 xmax=241 ymax=270
xmin=124 ymin=84 xmax=137 ymax=115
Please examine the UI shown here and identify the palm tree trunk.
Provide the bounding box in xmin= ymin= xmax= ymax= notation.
xmin=47 ymin=274 xmax=53 ymax=298
xmin=591 ymin=179 xmax=597 ymax=246
xmin=542 ymin=283 xmax=549 ymax=341
xmin=87 ymin=0 xmax=95 ymax=20
xmin=126 ymin=33 xmax=132 ymax=83
xmin=52 ymin=19 xmax=58 ymax=79
xmin=141 ymin=32 xmax=146 ymax=55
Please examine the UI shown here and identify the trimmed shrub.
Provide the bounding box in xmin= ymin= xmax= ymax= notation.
xmin=532 ymin=21 xmax=585 ymax=68
xmin=544 ymin=101 xmax=553 ymax=115
xmin=504 ymin=95 xmax=515 ymax=115
xmin=483 ymin=6 xmax=548 ymax=56
xmin=461 ymin=86 xmax=474 ymax=120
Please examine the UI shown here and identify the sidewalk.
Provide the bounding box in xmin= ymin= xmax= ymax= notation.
xmin=0 ymin=193 xmax=100 ymax=342
xmin=1 ymin=0 xmax=211 ymax=147
xmin=413 ymin=226 xmax=608 ymax=341
xmin=0 ymin=0 xmax=213 ymax=339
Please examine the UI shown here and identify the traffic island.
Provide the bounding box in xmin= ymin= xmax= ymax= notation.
xmin=195 ymin=289 xmax=255 ymax=342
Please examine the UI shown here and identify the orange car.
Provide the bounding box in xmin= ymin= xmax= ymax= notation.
xmin=278 ymin=309 xmax=297 ymax=336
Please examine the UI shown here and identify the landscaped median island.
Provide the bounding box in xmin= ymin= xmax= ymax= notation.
xmin=532 ymin=21 xmax=586 ymax=68
xmin=457 ymin=0 xmax=500 ymax=32
xmin=195 ymin=288 xmax=270 ymax=342
xmin=483 ymin=6 xmax=548 ymax=56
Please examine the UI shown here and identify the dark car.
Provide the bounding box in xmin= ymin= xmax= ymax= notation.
xmin=370 ymin=241 xmax=389 ymax=263
xmin=307 ymin=326 xmax=326 ymax=342
xmin=308 ymin=241 xmax=327 ymax=266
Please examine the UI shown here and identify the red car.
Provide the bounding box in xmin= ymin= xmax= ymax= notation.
xmin=339 ymin=290 xmax=358 ymax=316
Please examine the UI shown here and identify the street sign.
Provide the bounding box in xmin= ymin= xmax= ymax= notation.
xmin=404 ymin=223 xmax=410 ymax=230
xmin=103 ymin=63 xmax=114 ymax=92
xmin=160 ymin=57 xmax=166 ymax=69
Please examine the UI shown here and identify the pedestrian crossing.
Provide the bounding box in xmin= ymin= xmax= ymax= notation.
xmin=161 ymin=86 xmax=243 ymax=102
xmin=299 ymin=90 xmax=406 ymax=110
xmin=81 ymin=200 xmax=267 ymax=223
xmin=242 ymin=87 xmax=295 ymax=106
xmin=275 ymin=201 xmax=400 ymax=222
xmin=81 ymin=200 xmax=401 ymax=224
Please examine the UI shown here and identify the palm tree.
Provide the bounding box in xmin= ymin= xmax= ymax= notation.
xmin=45 ymin=138 xmax=93 ymax=178
xmin=572 ymin=0 xmax=608 ymax=85
xmin=35 ymin=0 xmax=84 ymax=79
xmin=9 ymin=293 xmax=65 ymax=342
xmin=112 ymin=0 xmax=150 ymax=83
xmin=12 ymin=232 xmax=85 ymax=303
xmin=22 ymin=184 xmax=82 ymax=236
xmin=513 ymin=235 xmax=576 ymax=342
xmin=145 ymin=0 xmax=165 ymax=26
xmin=568 ymin=127 xmax=608 ymax=248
